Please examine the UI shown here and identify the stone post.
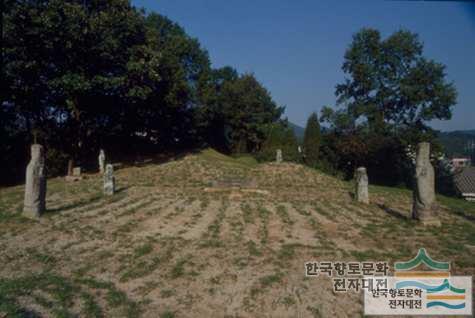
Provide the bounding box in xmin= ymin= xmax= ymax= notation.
xmin=103 ymin=164 xmax=115 ymax=195
xmin=67 ymin=159 xmax=74 ymax=176
xmin=276 ymin=149 xmax=283 ymax=164
xmin=412 ymin=142 xmax=439 ymax=225
xmin=23 ymin=144 xmax=47 ymax=218
xmin=355 ymin=167 xmax=369 ymax=204
xmin=98 ymin=149 xmax=105 ymax=174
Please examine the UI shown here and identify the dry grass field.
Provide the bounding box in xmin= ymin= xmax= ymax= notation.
xmin=1 ymin=149 xmax=474 ymax=317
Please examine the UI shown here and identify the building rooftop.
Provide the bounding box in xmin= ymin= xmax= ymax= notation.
xmin=454 ymin=166 xmax=475 ymax=195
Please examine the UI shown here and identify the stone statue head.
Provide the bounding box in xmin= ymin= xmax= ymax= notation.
xmin=105 ymin=164 xmax=113 ymax=176
xmin=31 ymin=144 xmax=44 ymax=161
xmin=355 ymin=167 xmax=368 ymax=182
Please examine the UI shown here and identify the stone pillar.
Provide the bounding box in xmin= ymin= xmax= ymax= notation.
xmin=23 ymin=144 xmax=47 ymax=218
xmin=67 ymin=159 xmax=74 ymax=176
xmin=276 ymin=149 xmax=283 ymax=163
xmin=98 ymin=149 xmax=105 ymax=174
xmin=103 ymin=164 xmax=115 ymax=195
xmin=72 ymin=167 xmax=81 ymax=177
xmin=412 ymin=142 xmax=439 ymax=225
xmin=355 ymin=167 xmax=369 ymax=204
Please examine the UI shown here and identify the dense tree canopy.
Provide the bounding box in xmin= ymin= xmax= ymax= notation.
xmin=319 ymin=28 xmax=457 ymax=185
xmin=335 ymin=28 xmax=457 ymax=135
xmin=303 ymin=112 xmax=321 ymax=168
xmin=256 ymin=121 xmax=299 ymax=163
xmin=1 ymin=0 xmax=283 ymax=184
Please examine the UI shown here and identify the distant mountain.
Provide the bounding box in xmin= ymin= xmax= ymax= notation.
xmin=442 ymin=130 xmax=475 ymax=136
xmin=289 ymin=122 xmax=305 ymax=141
xmin=437 ymin=130 xmax=475 ymax=157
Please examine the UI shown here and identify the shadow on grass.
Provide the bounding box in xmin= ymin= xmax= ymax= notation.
xmin=377 ymin=203 xmax=410 ymax=221
xmin=438 ymin=195 xmax=475 ymax=223
xmin=448 ymin=208 xmax=475 ymax=222
xmin=45 ymin=194 xmax=103 ymax=215
xmin=45 ymin=186 xmax=130 ymax=215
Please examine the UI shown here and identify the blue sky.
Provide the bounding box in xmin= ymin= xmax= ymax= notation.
xmin=132 ymin=0 xmax=474 ymax=131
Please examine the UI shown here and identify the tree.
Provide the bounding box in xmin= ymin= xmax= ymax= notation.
xmin=144 ymin=13 xmax=212 ymax=149
xmin=1 ymin=1 xmax=284 ymax=185
xmin=195 ymin=66 xmax=239 ymax=151
xmin=335 ymin=28 xmax=457 ymax=136
xmin=303 ymin=112 xmax=321 ymax=167
xmin=4 ymin=0 xmax=161 ymax=166
xmin=319 ymin=28 xmax=458 ymax=185
xmin=209 ymin=73 xmax=284 ymax=153
xmin=257 ymin=121 xmax=299 ymax=162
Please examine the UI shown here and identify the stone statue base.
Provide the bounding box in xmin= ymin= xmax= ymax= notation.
xmin=65 ymin=175 xmax=83 ymax=182
xmin=420 ymin=218 xmax=441 ymax=227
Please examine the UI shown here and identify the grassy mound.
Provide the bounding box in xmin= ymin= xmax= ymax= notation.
xmin=0 ymin=149 xmax=474 ymax=317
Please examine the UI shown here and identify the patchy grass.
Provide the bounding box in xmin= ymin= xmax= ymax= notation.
xmin=0 ymin=273 xmax=140 ymax=318
xmin=438 ymin=194 xmax=475 ymax=219
xmin=1 ymin=148 xmax=474 ymax=317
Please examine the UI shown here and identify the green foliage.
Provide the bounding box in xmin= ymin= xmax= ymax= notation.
xmin=319 ymin=28 xmax=457 ymax=186
xmin=256 ymin=122 xmax=300 ymax=162
xmin=200 ymin=70 xmax=284 ymax=153
xmin=0 ymin=273 xmax=140 ymax=318
xmin=2 ymin=2 xmax=282 ymax=185
xmin=335 ymin=28 xmax=457 ymax=133
xmin=303 ymin=113 xmax=321 ymax=167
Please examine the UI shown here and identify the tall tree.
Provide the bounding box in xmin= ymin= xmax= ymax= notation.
xmin=4 ymin=0 xmax=162 ymax=164
xmin=303 ymin=112 xmax=321 ymax=167
xmin=258 ymin=121 xmax=299 ymax=162
xmin=319 ymin=28 xmax=458 ymax=185
xmin=217 ymin=73 xmax=284 ymax=153
xmin=194 ymin=66 xmax=239 ymax=151
xmin=144 ymin=13 xmax=212 ymax=149
xmin=335 ymin=28 xmax=457 ymax=137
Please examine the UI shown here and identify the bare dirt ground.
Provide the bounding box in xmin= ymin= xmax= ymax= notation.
xmin=1 ymin=149 xmax=474 ymax=317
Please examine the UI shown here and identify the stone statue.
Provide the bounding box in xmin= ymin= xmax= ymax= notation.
xmin=355 ymin=167 xmax=369 ymax=204
xmin=23 ymin=144 xmax=47 ymax=218
xmin=72 ymin=167 xmax=81 ymax=176
xmin=98 ymin=149 xmax=105 ymax=174
xmin=104 ymin=164 xmax=115 ymax=195
xmin=276 ymin=149 xmax=283 ymax=163
xmin=412 ymin=142 xmax=439 ymax=225
xmin=67 ymin=159 xmax=74 ymax=176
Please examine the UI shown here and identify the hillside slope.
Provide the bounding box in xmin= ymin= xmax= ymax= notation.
xmin=0 ymin=149 xmax=474 ymax=317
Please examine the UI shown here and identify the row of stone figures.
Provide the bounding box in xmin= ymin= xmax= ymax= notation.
xmin=24 ymin=143 xmax=439 ymax=224
xmin=23 ymin=145 xmax=116 ymax=218
xmin=354 ymin=142 xmax=439 ymax=225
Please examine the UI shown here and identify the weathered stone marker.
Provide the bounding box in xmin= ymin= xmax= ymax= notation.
xmin=72 ymin=167 xmax=81 ymax=177
xmin=98 ymin=149 xmax=105 ymax=174
xmin=355 ymin=167 xmax=369 ymax=204
xmin=276 ymin=149 xmax=283 ymax=163
xmin=412 ymin=142 xmax=439 ymax=225
xmin=23 ymin=144 xmax=47 ymax=218
xmin=66 ymin=166 xmax=82 ymax=182
xmin=103 ymin=164 xmax=115 ymax=195
xmin=67 ymin=159 xmax=74 ymax=176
